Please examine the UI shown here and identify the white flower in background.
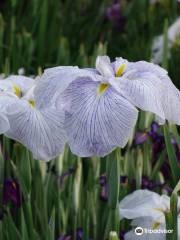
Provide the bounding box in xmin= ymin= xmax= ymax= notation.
xmin=152 ymin=18 xmax=180 ymax=64
xmin=119 ymin=189 xmax=180 ymax=240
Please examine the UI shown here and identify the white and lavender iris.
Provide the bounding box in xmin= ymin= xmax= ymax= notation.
xmin=119 ymin=189 xmax=180 ymax=240
xmin=50 ymin=56 xmax=180 ymax=157
xmin=0 ymin=56 xmax=180 ymax=160
xmin=57 ymin=57 xmax=139 ymax=157
xmin=0 ymin=75 xmax=67 ymax=161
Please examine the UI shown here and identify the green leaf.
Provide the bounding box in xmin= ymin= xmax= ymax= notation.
xmin=163 ymin=124 xmax=180 ymax=183
xmin=4 ymin=211 xmax=22 ymax=240
xmin=20 ymin=208 xmax=29 ymax=240
xmin=108 ymin=149 xmax=120 ymax=209
xmin=170 ymin=193 xmax=178 ymax=240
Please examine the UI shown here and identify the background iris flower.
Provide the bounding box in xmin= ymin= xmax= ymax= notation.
xmin=119 ymin=189 xmax=180 ymax=240
xmin=152 ymin=18 xmax=180 ymax=64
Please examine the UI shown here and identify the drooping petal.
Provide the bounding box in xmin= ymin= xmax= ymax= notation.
xmin=156 ymin=75 xmax=180 ymax=124
xmin=0 ymin=93 xmax=19 ymax=134
xmin=5 ymin=98 xmax=66 ymax=161
xmin=61 ymin=77 xmax=138 ymax=157
xmin=110 ymin=71 xmax=165 ymax=122
xmin=127 ymin=61 xmax=180 ymax=124
xmin=95 ymin=56 xmax=114 ymax=77
xmin=119 ymin=190 xmax=168 ymax=221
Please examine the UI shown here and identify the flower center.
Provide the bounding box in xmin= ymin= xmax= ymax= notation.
xmin=13 ymin=84 xmax=22 ymax=98
xmin=115 ymin=64 xmax=126 ymax=77
xmin=152 ymin=221 xmax=161 ymax=230
xmin=97 ymin=83 xmax=109 ymax=96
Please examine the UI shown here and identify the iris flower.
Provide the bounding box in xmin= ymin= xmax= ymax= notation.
xmin=0 ymin=75 xmax=66 ymax=161
xmin=0 ymin=75 xmax=34 ymax=96
xmin=152 ymin=17 xmax=180 ymax=64
xmin=0 ymin=75 xmax=34 ymax=134
xmin=119 ymin=189 xmax=180 ymax=240
xmin=40 ymin=56 xmax=180 ymax=157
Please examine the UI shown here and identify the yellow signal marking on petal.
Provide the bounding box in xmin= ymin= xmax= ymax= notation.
xmin=153 ymin=208 xmax=164 ymax=213
xmin=115 ymin=64 xmax=126 ymax=77
xmin=28 ymin=99 xmax=35 ymax=108
xmin=97 ymin=83 xmax=109 ymax=96
xmin=13 ymin=84 xmax=21 ymax=97
xmin=152 ymin=221 xmax=161 ymax=230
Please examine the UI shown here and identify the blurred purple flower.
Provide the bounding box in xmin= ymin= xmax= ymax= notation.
xmin=176 ymin=149 xmax=180 ymax=163
xmin=58 ymin=228 xmax=83 ymax=240
xmin=58 ymin=236 xmax=71 ymax=240
xmin=148 ymin=122 xmax=161 ymax=141
xmin=59 ymin=167 xmax=75 ymax=186
xmin=3 ymin=179 xmax=22 ymax=207
xmin=134 ymin=132 xmax=149 ymax=145
xmin=133 ymin=122 xmax=165 ymax=159
xmin=119 ymin=230 xmax=126 ymax=240
xmin=76 ymin=227 xmax=83 ymax=240
xmin=106 ymin=1 xmax=125 ymax=30
xmin=99 ymin=174 xmax=170 ymax=202
xmin=99 ymin=175 xmax=108 ymax=201
xmin=141 ymin=176 xmax=165 ymax=191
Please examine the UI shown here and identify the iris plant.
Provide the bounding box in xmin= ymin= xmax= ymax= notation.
xmin=0 ymin=56 xmax=180 ymax=160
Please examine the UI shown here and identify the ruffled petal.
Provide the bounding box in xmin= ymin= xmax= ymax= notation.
xmin=110 ymin=71 xmax=165 ymax=122
xmin=95 ymin=56 xmax=114 ymax=77
xmin=0 ymin=94 xmax=19 ymax=134
xmin=128 ymin=61 xmax=180 ymax=124
xmin=34 ymin=66 xmax=102 ymax=109
xmin=5 ymin=99 xmax=66 ymax=161
xmin=61 ymin=77 xmax=138 ymax=157
xmin=157 ymin=75 xmax=180 ymax=124
xmin=119 ymin=190 xmax=168 ymax=221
